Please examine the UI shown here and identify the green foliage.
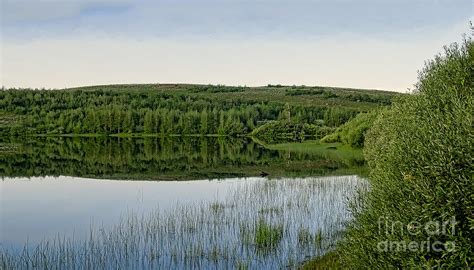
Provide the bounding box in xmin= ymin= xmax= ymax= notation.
xmin=286 ymin=88 xmax=325 ymax=96
xmin=285 ymin=86 xmax=393 ymax=105
xmin=301 ymin=251 xmax=342 ymax=270
xmin=254 ymin=219 xmax=283 ymax=249
xmin=251 ymin=120 xmax=333 ymax=144
xmin=0 ymin=84 xmax=397 ymax=137
xmin=321 ymin=111 xmax=378 ymax=148
xmin=338 ymin=38 xmax=473 ymax=268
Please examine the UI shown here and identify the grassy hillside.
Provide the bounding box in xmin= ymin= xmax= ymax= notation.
xmin=66 ymin=83 xmax=396 ymax=109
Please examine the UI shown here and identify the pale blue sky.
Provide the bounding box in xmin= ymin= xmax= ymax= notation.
xmin=1 ymin=0 xmax=472 ymax=91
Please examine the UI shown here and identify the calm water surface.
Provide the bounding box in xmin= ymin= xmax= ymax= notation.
xmin=0 ymin=138 xmax=368 ymax=268
xmin=1 ymin=176 xmax=263 ymax=249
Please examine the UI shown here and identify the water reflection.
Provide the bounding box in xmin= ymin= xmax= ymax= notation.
xmin=0 ymin=137 xmax=363 ymax=179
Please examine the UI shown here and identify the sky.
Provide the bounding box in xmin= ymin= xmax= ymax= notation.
xmin=0 ymin=0 xmax=472 ymax=92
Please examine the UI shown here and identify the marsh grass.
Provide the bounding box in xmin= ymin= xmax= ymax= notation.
xmin=254 ymin=219 xmax=283 ymax=249
xmin=1 ymin=176 xmax=366 ymax=269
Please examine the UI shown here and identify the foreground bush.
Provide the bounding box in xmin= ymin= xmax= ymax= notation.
xmin=338 ymin=37 xmax=473 ymax=268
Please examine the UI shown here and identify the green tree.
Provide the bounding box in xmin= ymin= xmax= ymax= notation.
xmin=123 ymin=111 xmax=133 ymax=133
xmin=144 ymin=110 xmax=154 ymax=133
xmin=200 ymin=109 xmax=209 ymax=135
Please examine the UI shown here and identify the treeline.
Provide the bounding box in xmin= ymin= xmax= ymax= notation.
xmin=0 ymin=87 xmax=366 ymax=136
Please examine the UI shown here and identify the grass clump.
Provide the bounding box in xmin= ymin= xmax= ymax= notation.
xmin=258 ymin=207 xmax=282 ymax=215
xmin=297 ymin=228 xmax=314 ymax=245
xmin=338 ymin=35 xmax=473 ymax=268
xmin=254 ymin=219 xmax=284 ymax=249
xmin=301 ymin=251 xmax=342 ymax=270
xmin=209 ymin=202 xmax=226 ymax=213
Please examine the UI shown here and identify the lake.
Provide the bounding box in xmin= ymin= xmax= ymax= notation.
xmin=0 ymin=137 xmax=367 ymax=269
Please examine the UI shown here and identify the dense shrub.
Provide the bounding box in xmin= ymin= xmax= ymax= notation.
xmin=250 ymin=120 xmax=333 ymax=144
xmin=338 ymin=38 xmax=473 ymax=268
xmin=286 ymin=89 xmax=325 ymax=96
xmin=321 ymin=111 xmax=378 ymax=148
